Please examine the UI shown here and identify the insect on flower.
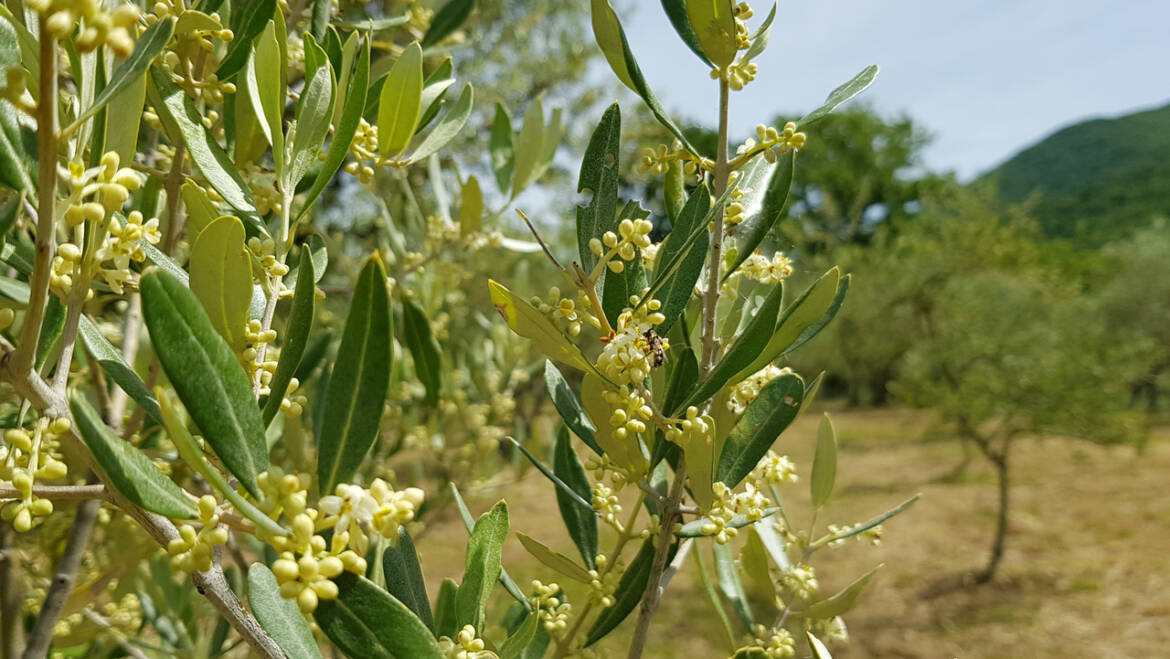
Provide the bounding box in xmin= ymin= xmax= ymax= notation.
xmin=642 ymin=329 xmax=666 ymax=367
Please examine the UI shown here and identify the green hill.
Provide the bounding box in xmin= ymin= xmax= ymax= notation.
xmin=985 ymin=102 xmax=1170 ymax=244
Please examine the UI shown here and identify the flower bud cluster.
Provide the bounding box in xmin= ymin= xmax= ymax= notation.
xmin=167 ymin=495 xmax=229 ymax=574
xmin=809 ymin=615 xmax=849 ymax=642
xmin=602 ymin=387 xmax=655 ymax=446
xmin=724 ymin=171 xmax=747 ymax=226
xmin=437 ymin=625 xmax=493 ymax=659
xmin=279 ymin=378 xmax=309 ymax=418
xmin=723 ymin=60 xmax=758 ymax=91
xmin=586 ymin=565 xmax=621 ymax=608
xmin=662 ymin=405 xmax=710 ymax=446
xmin=151 ymin=1 xmax=238 ymax=103
xmin=826 ymin=522 xmax=883 ymax=548
xmin=31 ymin=0 xmax=139 ymax=56
xmin=530 ymin=580 xmax=571 ymax=632
xmin=636 ymin=143 xmax=709 ymax=179
xmin=588 ymin=218 xmax=654 ymax=276
xmin=698 ymin=481 xmax=769 ymax=544
xmin=591 ymin=482 xmax=622 ymax=528
xmin=596 ymin=300 xmax=667 ymax=386
xmin=531 ymin=287 xmax=587 ymax=338
xmin=242 ymin=319 xmax=279 ymax=394
xmin=727 ymin=365 xmax=792 ymax=413
xmin=0 ymin=417 xmax=71 ymax=532
xmin=740 ymin=625 xmax=796 ymax=659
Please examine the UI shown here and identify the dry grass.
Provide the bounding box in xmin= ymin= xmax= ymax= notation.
xmin=413 ymin=407 xmax=1170 ymax=658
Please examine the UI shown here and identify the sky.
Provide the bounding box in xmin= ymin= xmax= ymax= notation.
xmin=621 ymin=0 xmax=1170 ymax=180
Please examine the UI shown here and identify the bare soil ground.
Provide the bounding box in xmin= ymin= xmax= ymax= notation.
xmin=415 ymin=407 xmax=1170 ymax=658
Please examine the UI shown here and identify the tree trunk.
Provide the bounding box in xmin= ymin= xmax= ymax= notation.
xmin=977 ymin=452 xmax=1010 ymax=583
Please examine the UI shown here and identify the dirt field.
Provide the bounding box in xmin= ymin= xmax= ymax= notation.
xmin=415 ymin=407 xmax=1170 ymax=658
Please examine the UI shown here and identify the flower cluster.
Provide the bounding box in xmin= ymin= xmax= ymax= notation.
xmin=167 ymin=496 xmax=229 ymax=574
xmin=0 ymin=417 xmax=70 ymax=532
xmin=532 ymin=286 xmax=586 ymax=337
xmin=724 ymin=60 xmax=758 ymax=91
xmin=732 ymin=250 xmax=794 ymax=286
xmin=777 ymin=563 xmax=819 ymax=599
xmin=697 ymin=481 xmax=770 ymax=544
xmin=751 ymin=451 xmax=799 ymax=486
xmin=318 ymin=480 xmax=426 ymax=555
xmin=636 ymin=142 xmax=708 ymax=179
xmin=738 ymin=625 xmax=796 ymax=659
xmin=151 ymin=1 xmax=238 ymax=104
xmin=826 ymin=523 xmax=884 ymax=548
xmin=530 ymin=580 xmax=571 ymax=632
xmin=32 ymin=0 xmax=138 ymax=55
xmin=737 ymin=123 xmax=808 ymax=164
xmin=596 ymin=301 xmax=667 ymax=386
xmin=437 ymin=625 xmax=494 ymax=659
xmin=242 ymin=319 xmax=279 ymax=393
xmin=727 ymin=365 xmax=792 ymax=413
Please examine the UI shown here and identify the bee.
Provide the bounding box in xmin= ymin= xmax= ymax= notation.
xmin=642 ymin=329 xmax=666 ymax=368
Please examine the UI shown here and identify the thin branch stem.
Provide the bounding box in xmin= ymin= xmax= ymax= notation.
xmin=0 ymin=483 xmax=108 ymax=500
xmin=628 ymin=454 xmax=688 ymax=659
xmin=10 ymin=29 xmax=59 ymax=375
xmin=0 ymin=524 xmax=24 ymax=657
xmin=22 ymin=497 xmax=101 ymax=659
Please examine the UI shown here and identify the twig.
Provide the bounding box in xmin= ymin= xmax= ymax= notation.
xmin=0 ymin=524 xmax=24 ymax=657
xmin=9 ymin=27 xmax=59 ymax=376
xmin=628 ymin=455 xmax=688 ymax=659
xmin=81 ymin=609 xmax=148 ymax=659
xmin=699 ymin=78 xmax=732 ymax=376
xmin=107 ymin=292 xmax=142 ymax=429
xmin=0 ymin=483 xmax=108 ymax=501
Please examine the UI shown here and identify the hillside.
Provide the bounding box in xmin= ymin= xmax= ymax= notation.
xmin=985 ymin=102 xmax=1170 ymax=244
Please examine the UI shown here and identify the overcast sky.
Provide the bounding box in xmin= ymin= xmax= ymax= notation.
xmin=620 ymin=1 xmax=1170 ymax=180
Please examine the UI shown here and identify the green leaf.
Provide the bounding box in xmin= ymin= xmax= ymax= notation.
xmin=725 ymin=152 xmax=795 ymax=278
xmin=401 ymin=297 xmax=441 ymax=406
xmin=449 ymin=485 xmax=531 ymax=609
xmin=141 ymin=269 xmax=268 ymax=497
xmin=510 ymin=96 xmax=546 ymax=197
xmin=810 ymin=413 xmax=837 ymax=509
xmin=433 ymin=578 xmax=459 ymax=639
xmin=421 ymin=0 xmax=474 ymax=47
xmin=69 ymin=394 xmax=195 ymax=519
xmin=317 ymin=255 xmax=392 ymax=494
xmin=316 ymin=573 xmax=444 ymax=659
xmin=458 ymin=175 xmax=482 ymax=236
xmin=263 ymin=248 xmax=316 ymax=427
xmin=685 ymin=0 xmax=737 ymax=67
xmin=736 ymin=269 xmax=846 ymax=381
xmin=574 ymin=103 xmax=621 ymax=274
xmin=678 ymin=283 xmax=785 ymax=413
xmin=158 ymin=388 xmax=288 ymax=538
xmin=499 ymin=610 xmax=540 ymax=659
xmin=553 ymin=426 xmax=600 ymax=569
xmin=406 ymin=83 xmax=473 ymax=164
xmin=654 ymin=184 xmax=709 ymax=333
xmin=716 ymin=372 xmax=804 ymax=487
xmin=382 ymin=527 xmax=434 ymax=630
xmin=148 ymin=66 xmax=260 ymax=221
xmin=189 ymin=216 xmax=253 ymax=351
xmin=298 ymin=35 xmax=369 ymax=222
xmin=713 ymin=541 xmax=753 ymax=628
xmin=488 ymin=279 xmax=595 ymax=375
xmin=509 ymin=437 xmax=592 ymax=512
xmin=138 ymin=240 xmax=189 ymax=284
xmin=489 ymin=103 xmax=515 ymax=192
xmin=660 ymin=0 xmax=714 ymax=66
xmin=516 ymin=532 xmax=593 ymax=583
xmin=585 ymin=539 xmax=670 ymax=645
xmin=68 ymin=17 xmax=175 ymax=135
xmin=800 ymin=64 xmax=880 ymax=126
xmin=0 ymin=100 xmax=35 ymax=193
xmin=545 ymin=361 xmax=600 ymax=455
xmin=377 ymin=42 xmax=423 ymax=158
xmin=800 ymin=565 xmax=881 ymax=620
xmin=416 ymin=58 xmax=454 ymax=132
xmin=818 ymin=495 xmax=919 ymax=547
xmin=753 ymin=519 xmax=791 ymax=570
xmin=286 ymin=49 xmax=334 ymax=189
xmin=807 ymin=631 xmax=834 ymax=659
xmin=664 ymin=159 xmax=687 ymax=223
xmin=216 ymin=0 xmax=278 ymax=80
xmin=684 ymin=412 xmax=719 ymax=510
xmin=245 ymin=21 xmax=285 ymax=178
xmin=247 ymin=564 xmax=324 ymax=659
xmin=78 ymin=317 xmax=160 ymax=423
xmin=455 ymin=500 xmax=509 ymax=630
xmin=101 ymin=58 xmax=149 ymax=165
xmin=181 ymin=180 xmax=218 ymax=236
xmin=589 ymin=0 xmax=635 ymax=89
